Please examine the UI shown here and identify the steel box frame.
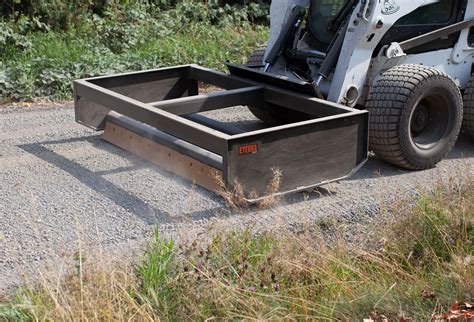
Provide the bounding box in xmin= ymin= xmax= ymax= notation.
xmin=74 ymin=64 xmax=369 ymax=200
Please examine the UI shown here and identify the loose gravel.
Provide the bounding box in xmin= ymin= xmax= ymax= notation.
xmin=1 ymin=103 xmax=473 ymax=293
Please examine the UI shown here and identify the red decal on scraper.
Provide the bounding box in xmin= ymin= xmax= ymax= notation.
xmin=239 ymin=144 xmax=258 ymax=155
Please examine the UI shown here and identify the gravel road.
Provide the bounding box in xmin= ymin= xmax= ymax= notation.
xmin=1 ymin=103 xmax=473 ymax=292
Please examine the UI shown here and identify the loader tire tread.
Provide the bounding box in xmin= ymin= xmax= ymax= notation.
xmin=245 ymin=45 xmax=267 ymax=68
xmin=245 ymin=45 xmax=310 ymax=125
xmin=366 ymin=64 xmax=463 ymax=170
xmin=462 ymin=78 xmax=474 ymax=139
xmin=245 ymin=45 xmax=281 ymax=125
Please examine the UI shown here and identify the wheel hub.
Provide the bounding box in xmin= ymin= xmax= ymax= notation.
xmin=410 ymin=95 xmax=450 ymax=150
xmin=411 ymin=105 xmax=429 ymax=133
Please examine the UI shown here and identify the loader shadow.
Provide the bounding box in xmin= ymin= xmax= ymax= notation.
xmin=346 ymin=134 xmax=474 ymax=181
xmin=18 ymin=135 xmax=226 ymax=225
xmin=445 ymin=133 xmax=474 ymax=159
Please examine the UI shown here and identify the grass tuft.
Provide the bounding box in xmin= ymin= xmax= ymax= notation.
xmin=257 ymin=167 xmax=283 ymax=209
xmin=213 ymin=167 xmax=284 ymax=209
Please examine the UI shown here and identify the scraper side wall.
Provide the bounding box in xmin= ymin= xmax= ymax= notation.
xmin=226 ymin=113 xmax=368 ymax=198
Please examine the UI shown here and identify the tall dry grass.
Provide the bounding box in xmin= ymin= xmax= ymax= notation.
xmin=1 ymin=176 xmax=472 ymax=321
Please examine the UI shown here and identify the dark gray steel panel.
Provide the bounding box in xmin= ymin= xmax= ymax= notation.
xmin=75 ymin=97 xmax=110 ymax=130
xmin=74 ymin=78 xmax=189 ymax=129
xmin=109 ymin=77 xmax=181 ymax=102
xmin=88 ymin=65 xmax=188 ymax=88
xmin=226 ymin=114 xmax=368 ymax=197
xmin=188 ymin=66 xmax=254 ymax=89
xmin=75 ymin=73 xmax=191 ymax=129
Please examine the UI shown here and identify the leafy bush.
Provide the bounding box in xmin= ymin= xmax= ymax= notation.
xmin=0 ymin=21 xmax=32 ymax=53
xmin=0 ymin=1 xmax=269 ymax=102
xmin=1 ymin=0 xmax=270 ymax=31
xmin=171 ymin=0 xmax=269 ymax=25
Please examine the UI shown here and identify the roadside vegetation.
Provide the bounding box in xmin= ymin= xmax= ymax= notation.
xmin=1 ymin=177 xmax=472 ymax=320
xmin=1 ymin=2 xmax=472 ymax=321
xmin=0 ymin=0 xmax=269 ymax=102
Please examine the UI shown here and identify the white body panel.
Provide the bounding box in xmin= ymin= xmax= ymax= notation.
xmin=266 ymin=0 xmax=474 ymax=106
xmin=400 ymin=49 xmax=474 ymax=88
xmin=328 ymin=0 xmax=439 ymax=104
xmin=395 ymin=0 xmax=474 ymax=90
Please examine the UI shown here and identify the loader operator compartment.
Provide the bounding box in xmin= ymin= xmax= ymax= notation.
xmin=74 ymin=64 xmax=368 ymax=201
xmin=307 ymin=0 xmax=349 ymax=52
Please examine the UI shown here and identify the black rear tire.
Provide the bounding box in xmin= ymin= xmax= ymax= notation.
xmin=245 ymin=46 xmax=309 ymax=125
xmin=366 ymin=64 xmax=463 ymax=170
xmin=462 ymin=77 xmax=474 ymax=139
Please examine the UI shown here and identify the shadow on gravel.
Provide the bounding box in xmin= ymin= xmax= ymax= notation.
xmin=445 ymin=134 xmax=474 ymax=159
xmin=18 ymin=132 xmax=472 ymax=225
xmin=16 ymin=133 xmax=339 ymax=224
xmin=281 ymin=186 xmax=336 ymax=204
xmin=18 ymin=136 xmax=226 ymax=225
xmin=346 ymin=135 xmax=474 ymax=181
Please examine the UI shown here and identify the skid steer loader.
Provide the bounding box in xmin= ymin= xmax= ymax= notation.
xmin=243 ymin=0 xmax=474 ymax=170
xmin=74 ymin=0 xmax=474 ymax=202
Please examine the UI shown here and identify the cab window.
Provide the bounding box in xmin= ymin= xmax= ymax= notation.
xmin=394 ymin=0 xmax=455 ymax=26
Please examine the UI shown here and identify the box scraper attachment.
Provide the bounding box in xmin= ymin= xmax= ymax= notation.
xmin=74 ymin=64 xmax=368 ymax=202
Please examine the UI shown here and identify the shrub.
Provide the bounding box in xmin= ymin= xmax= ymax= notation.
xmin=0 ymin=1 xmax=269 ymax=102
xmin=1 ymin=0 xmax=270 ymax=31
xmin=0 ymin=21 xmax=32 ymax=53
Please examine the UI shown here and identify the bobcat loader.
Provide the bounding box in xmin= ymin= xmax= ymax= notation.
xmin=74 ymin=0 xmax=474 ymax=201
